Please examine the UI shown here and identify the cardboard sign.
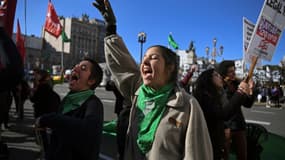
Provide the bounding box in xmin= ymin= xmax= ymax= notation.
xmin=243 ymin=17 xmax=260 ymax=65
xmin=246 ymin=0 xmax=285 ymax=61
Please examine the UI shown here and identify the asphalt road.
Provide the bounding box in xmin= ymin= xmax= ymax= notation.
xmin=1 ymin=83 xmax=284 ymax=160
xmin=243 ymin=104 xmax=285 ymax=137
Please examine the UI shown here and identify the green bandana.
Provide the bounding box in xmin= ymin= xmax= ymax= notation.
xmin=137 ymin=83 xmax=174 ymax=154
xmin=61 ymin=89 xmax=94 ymax=114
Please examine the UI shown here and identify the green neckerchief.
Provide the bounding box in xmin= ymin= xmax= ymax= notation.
xmin=61 ymin=89 xmax=94 ymax=114
xmin=137 ymin=83 xmax=174 ymax=154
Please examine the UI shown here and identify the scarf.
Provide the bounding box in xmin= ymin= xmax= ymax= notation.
xmin=61 ymin=89 xmax=94 ymax=114
xmin=137 ymin=83 xmax=174 ymax=154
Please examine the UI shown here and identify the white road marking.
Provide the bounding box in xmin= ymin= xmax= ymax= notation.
xmin=245 ymin=119 xmax=271 ymax=126
xmin=250 ymin=110 xmax=275 ymax=114
xmin=102 ymin=99 xmax=115 ymax=103
xmin=99 ymin=153 xmax=114 ymax=160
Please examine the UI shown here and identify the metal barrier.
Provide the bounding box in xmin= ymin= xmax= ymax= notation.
xmin=246 ymin=123 xmax=269 ymax=160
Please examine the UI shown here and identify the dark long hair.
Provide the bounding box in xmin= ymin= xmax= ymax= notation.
xmin=193 ymin=68 xmax=222 ymax=105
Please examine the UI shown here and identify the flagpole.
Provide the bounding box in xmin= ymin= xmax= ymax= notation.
xmin=24 ymin=0 xmax=29 ymax=70
xmin=24 ymin=0 xmax=27 ymax=36
xmin=61 ymin=42 xmax=64 ymax=70
xmin=61 ymin=17 xmax=65 ymax=72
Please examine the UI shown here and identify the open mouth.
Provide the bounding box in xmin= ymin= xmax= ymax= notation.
xmin=70 ymin=72 xmax=79 ymax=82
xmin=142 ymin=66 xmax=152 ymax=75
xmin=144 ymin=70 xmax=152 ymax=75
xmin=71 ymin=75 xmax=79 ymax=81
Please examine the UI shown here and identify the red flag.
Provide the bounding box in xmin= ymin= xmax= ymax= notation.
xmin=44 ymin=0 xmax=62 ymax=38
xmin=16 ymin=19 xmax=25 ymax=63
xmin=0 ymin=0 xmax=17 ymax=37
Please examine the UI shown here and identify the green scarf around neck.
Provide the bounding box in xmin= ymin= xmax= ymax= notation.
xmin=61 ymin=89 xmax=94 ymax=114
xmin=137 ymin=83 xmax=174 ymax=154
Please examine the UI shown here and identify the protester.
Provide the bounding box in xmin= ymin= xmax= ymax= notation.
xmin=270 ymin=85 xmax=282 ymax=107
xmin=0 ymin=89 xmax=12 ymax=159
xmin=105 ymin=79 xmax=125 ymax=117
xmin=93 ymin=1 xmax=213 ymax=159
xmin=179 ymin=65 xmax=197 ymax=93
xmin=193 ymin=68 xmax=253 ymax=160
xmin=30 ymin=69 xmax=61 ymax=159
xmin=105 ymin=78 xmax=131 ymax=160
xmin=105 ymin=75 xmax=130 ymax=160
xmin=0 ymin=3 xmax=24 ymax=158
xmin=218 ymin=60 xmax=255 ymax=160
xmin=30 ymin=69 xmax=60 ymax=118
xmin=0 ymin=90 xmax=12 ymax=130
xmin=35 ymin=58 xmax=104 ymax=160
xmin=11 ymin=79 xmax=30 ymax=119
xmin=0 ymin=28 xmax=23 ymax=92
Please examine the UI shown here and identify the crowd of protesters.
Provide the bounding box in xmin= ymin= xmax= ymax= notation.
xmin=256 ymin=84 xmax=284 ymax=107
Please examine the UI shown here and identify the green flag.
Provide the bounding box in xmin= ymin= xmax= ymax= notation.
xmin=61 ymin=31 xmax=71 ymax=43
xmin=168 ymin=34 xmax=179 ymax=49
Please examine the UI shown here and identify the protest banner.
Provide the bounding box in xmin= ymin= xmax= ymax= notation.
xmin=247 ymin=0 xmax=285 ymax=62
xmin=245 ymin=0 xmax=285 ymax=80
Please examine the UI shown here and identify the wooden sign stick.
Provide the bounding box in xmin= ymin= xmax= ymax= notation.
xmin=245 ymin=55 xmax=258 ymax=83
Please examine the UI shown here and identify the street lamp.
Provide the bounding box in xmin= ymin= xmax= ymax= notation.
xmin=212 ymin=37 xmax=224 ymax=63
xmin=59 ymin=16 xmax=65 ymax=71
xmin=138 ymin=32 xmax=147 ymax=64
xmin=206 ymin=37 xmax=224 ymax=64
xmin=280 ymin=56 xmax=285 ymax=85
xmin=205 ymin=46 xmax=210 ymax=61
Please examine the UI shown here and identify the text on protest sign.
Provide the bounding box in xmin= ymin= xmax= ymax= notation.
xmin=246 ymin=0 xmax=285 ymax=62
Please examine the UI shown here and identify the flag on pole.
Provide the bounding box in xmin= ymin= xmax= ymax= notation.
xmin=61 ymin=31 xmax=71 ymax=42
xmin=0 ymin=0 xmax=17 ymax=37
xmin=44 ymin=0 xmax=62 ymax=38
xmin=168 ymin=34 xmax=179 ymax=49
xmin=16 ymin=19 xmax=25 ymax=62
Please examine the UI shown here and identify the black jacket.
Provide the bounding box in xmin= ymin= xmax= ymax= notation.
xmin=39 ymin=95 xmax=104 ymax=160
xmin=197 ymin=90 xmax=248 ymax=160
xmin=0 ymin=27 xmax=24 ymax=92
xmin=224 ymin=80 xmax=255 ymax=131
xmin=30 ymin=83 xmax=60 ymax=118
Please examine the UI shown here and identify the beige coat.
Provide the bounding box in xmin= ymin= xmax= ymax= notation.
xmin=105 ymin=34 xmax=213 ymax=160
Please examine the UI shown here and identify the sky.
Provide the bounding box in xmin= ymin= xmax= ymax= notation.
xmin=13 ymin=0 xmax=285 ymax=66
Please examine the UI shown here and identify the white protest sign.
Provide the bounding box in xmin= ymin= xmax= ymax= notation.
xmin=243 ymin=17 xmax=256 ymax=63
xmin=243 ymin=17 xmax=263 ymax=66
xmin=243 ymin=17 xmax=255 ymax=54
xmin=247 ymin=0 xmax=285 ymax=61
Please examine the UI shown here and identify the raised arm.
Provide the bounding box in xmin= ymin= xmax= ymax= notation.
xmin=93 ymin=0 xmax=141 ymax=103
xmin=180 ymin=65 xmax=197 ymax=87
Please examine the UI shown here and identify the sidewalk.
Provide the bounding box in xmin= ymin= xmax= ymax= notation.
xmin=1 ymin=101 xmax=40 ymax=160
xmin=254 ymin=101 xmax=285 ymax=108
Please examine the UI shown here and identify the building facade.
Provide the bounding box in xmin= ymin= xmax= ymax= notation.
xmin=43 ymin=14 xmax=106 ymax=69
xmin=13 ymin=15 xmax=106 ymax=73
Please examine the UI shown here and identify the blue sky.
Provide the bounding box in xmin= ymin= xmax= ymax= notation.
xmin=14 ymin=0 xmax=284 ymax=66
